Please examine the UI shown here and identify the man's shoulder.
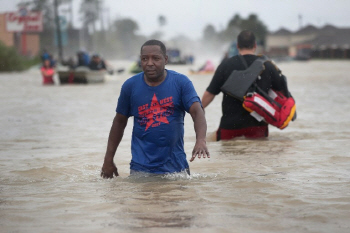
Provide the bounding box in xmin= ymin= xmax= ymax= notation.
xmin=221 ymin=55 xmax=242 ymax=67
xmin=129 ymin=72 xmax=144 ymax=81
xmin=122 ymin=72 xmax=143 ymax=87
xmin=167 ymin=69 xmax=187 ymax=77
xmin=167 ymin=69 xmax=191 ymax=83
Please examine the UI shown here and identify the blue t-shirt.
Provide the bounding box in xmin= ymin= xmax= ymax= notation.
xmin=116 ymin=70 xmax=201 ymax=174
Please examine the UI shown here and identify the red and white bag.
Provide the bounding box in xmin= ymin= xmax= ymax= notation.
xmin=243 ymin=89 xmax=296 ymax=129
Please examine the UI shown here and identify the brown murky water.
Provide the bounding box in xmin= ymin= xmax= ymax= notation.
xmin=1 ymin=60 xmax=350 ymax=233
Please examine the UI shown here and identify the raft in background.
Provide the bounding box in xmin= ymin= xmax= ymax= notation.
xmin=188 ymin=70 xmax=214 ymax=75
xmin=57 ymin=67 xmax=106 ymax=84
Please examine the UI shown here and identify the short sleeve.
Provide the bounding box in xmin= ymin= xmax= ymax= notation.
xmin=116 ymin=82 xmax=132 ymax=117
xmin=181 ymin=79 xmax=201 ymax=112
xmin=206 ymin=60 xmax=227 ymax=95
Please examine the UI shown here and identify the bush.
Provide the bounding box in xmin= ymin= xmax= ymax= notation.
xmin=0 ymin=41 xmax=40 ymax=72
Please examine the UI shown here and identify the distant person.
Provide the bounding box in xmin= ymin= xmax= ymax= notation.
xmin=185 ymin=54 xmax=194 ymax=65
xmin=41 ymin=49 xmax=55 ymax=67
xmin=88 ymin=54 xmax=107 ymax=71
xmin=198 ymin=60 xmax=215 ymax=72
xmin=190 ymin=60 xmax=215 ymax=74
xmin=40 ymin=59 xmax=55 ymax=85
xmin=130 ymin=58 xmax=142 ymax=74
xmin=76 ymin=51 xmax=90 ymax=67
xmin=101 ymin=39 xmax=209 ymax=178
xmin=228 ymin=41 xmax=239 ymax=58
xmin=188 ymin=54 xmax=194 ymax=64
xmin=66 ymin=57 xmax=76 ymax=70
xmin=201 ymin=30 xmax=293 ymax=140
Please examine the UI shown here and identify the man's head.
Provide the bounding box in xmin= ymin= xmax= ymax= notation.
xmin=237 ymin=30 xmax=256 ymax=50
xmin=140 ymin=40 xmax=168 ymax=82
xmin=140 ymin=40 xmax=167 ymax=56
xmin=92 ymin=54 xmax=101 ymax=63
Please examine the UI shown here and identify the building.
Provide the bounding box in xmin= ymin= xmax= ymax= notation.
xmin=0 ymin=13 xmax=14 ymax=47
xmin=0 ymin=12 xmax=41 ymax=57
xmin=265 ymin=24 xmax=350 ymax=59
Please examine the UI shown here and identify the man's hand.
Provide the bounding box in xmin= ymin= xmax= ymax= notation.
xmin=190 ymin=139 xmax=210 ymax=162
xmin=101 ymin=159 xmax=119 ymax=179
xmin=188 ymin=101 xmax=210 ymax=162
xmin=101 ymin=113 xmax=128 ymax=179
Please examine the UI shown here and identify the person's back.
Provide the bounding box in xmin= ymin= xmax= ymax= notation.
xmin=202 ymin=30 xmax=288 ymax=140
xmin=210 ymin=54 xmax=284 ymax=129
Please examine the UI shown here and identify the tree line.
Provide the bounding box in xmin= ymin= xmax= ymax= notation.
xmin=19 ymin=0 xmax=268 ymax=60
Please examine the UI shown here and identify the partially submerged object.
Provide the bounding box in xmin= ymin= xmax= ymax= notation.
xmin=58 ymin=67 xmax=106 ymax=84
xmin=188 ymin=70 xmax=214 ymax=75
xmin=189 ymin=60 xmax=215 ymax=75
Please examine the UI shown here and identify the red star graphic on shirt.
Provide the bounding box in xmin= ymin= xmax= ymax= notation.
xmin=138 ymin=93 xmax=174 ymax=131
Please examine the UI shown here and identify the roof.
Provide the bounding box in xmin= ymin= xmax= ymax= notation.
xmin=268 ymin=24 xmax=350 ymax=49
xmin=272 ymin=28 xmax=292 ymax=35
xmin=295 ymin=25 xmax=319 ymax=35
xmin=297 ymin=27 xmax=350 ymax=48
xmin=321 ymin=24 xmax=338 ymax=33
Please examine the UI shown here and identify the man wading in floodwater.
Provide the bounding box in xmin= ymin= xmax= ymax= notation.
xmin=201 ymin=30 xmax=293 ymax=140
xmin=101 ymin=40 xmax=210 ymax=178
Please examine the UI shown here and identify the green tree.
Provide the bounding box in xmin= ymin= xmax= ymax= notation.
xmin=240 ymin=14 xmax=268 ymax=44
xmin=0 ymin=41 xmax=39 ymax=72
xmin=113 ymin=18 xmax=140 ymax=57
xmin=155 ymin=15 xmax=166 ymax=39
xmin=114 ymin=18 xmax=139 ymax=35
xmin=26 ymin=0 xmax=55 ymax=30
xmin=80 ymin=0 xmax=103 ymax=33
xmin=203 ymin=24 xmax=217 ymax=41
xmin=227 ymin=13 xmax=268 ymax=45
xmin=201 ymin=24 xmax=222 ymax=51
xmin=158 ymin=15 xmax=167 ymax=27
xmin=228 ymin=14 xmax=241 ymax=28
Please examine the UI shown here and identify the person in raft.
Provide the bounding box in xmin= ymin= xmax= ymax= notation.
xmin=40 ymin=59 xmax=55 ymax=85
xmin=101 ymin=39 xmax=209 ymax=178
xmin=201 ymin=30 xmax=291 ymax=140
xmin=88 ymin=54 xmax=107 ymax=71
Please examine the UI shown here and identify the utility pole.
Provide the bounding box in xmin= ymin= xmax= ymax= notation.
xmin=100 ymin=5 xmax=106 ymax=42
xmin=54 ymin=0 xmax=63 ymax=63
xmin=70 ymin=0 xmax=74 ymax=28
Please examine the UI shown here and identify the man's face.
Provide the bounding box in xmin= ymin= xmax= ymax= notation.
xmin=93 ymin=56 xmax=100 ymax=63
xmin=140 ymin=45 xmax=168 ymax=80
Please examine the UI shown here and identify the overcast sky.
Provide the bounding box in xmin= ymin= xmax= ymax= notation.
xmin=2 ymin=0 xmax=350 ymax=40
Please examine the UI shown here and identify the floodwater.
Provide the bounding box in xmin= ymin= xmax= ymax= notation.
xmin=1 ymin=60 xmax=350 ymax=233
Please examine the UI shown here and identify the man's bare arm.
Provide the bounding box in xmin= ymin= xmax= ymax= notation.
xmin=189 ymin=102 xmax=210 ymax=162
xmin=201 ymin=91 xmax=215 ymax=109
xmin=101 ymin=113 xmax=128 ymax=178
